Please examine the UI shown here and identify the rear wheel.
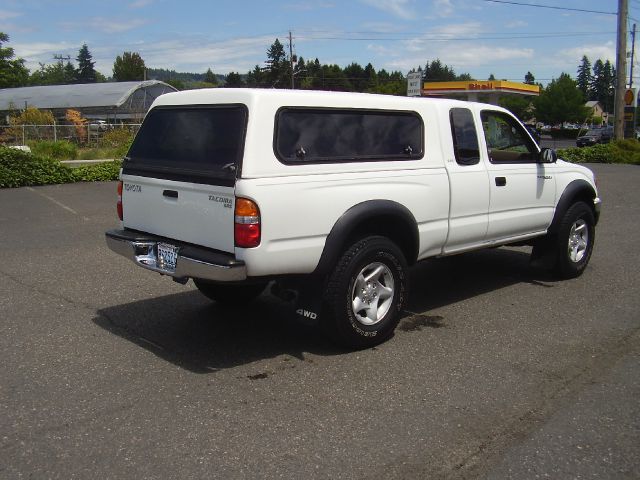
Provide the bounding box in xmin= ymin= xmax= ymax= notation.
xmin=323 ymin=236 xmax=408 ymax=349
xmin=193 ymin=279 xmax=267 ymax=304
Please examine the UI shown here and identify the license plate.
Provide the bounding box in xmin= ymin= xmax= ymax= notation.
xmin=157 ymin=243 xmax=178 ymax=272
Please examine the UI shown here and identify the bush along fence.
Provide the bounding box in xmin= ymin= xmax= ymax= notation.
xmin=0 ymin=147 xmax=121 ymax=188
xmin=0 ymin=123 xmax=141 ymax=147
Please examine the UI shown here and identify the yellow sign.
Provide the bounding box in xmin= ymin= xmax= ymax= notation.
xmin=422 ymin=80 xmax=540 ymax=95
xmin=624 ymin=88 xmax=637 ymax=106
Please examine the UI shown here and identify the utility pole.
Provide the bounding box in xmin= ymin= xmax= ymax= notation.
xmin=630 ymin=23 xmax=637 ymax=88
xmin=288 ymin=30 xmax=295 ymax=89
xmin=614 ymin=0 xmax=628 ymax=139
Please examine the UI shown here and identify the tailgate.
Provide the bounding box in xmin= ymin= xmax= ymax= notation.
xmin=120 ymin=104 xmax=247 ymax=254
xmin=121 ymin=175 xmax=235 ymax=253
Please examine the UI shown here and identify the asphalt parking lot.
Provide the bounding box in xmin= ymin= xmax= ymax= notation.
xmin=1 ymin=163 xmax=639 ymax=479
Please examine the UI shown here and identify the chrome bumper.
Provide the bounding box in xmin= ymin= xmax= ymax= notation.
xmin=105 ymin=229 xmax=247 ymax=282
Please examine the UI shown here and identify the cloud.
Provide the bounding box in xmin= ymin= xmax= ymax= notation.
xmin=60 ymin=17 xmax=149 ymax=34
xmin=555 ymin=41 xmax=616 ymax=66
xmin=0 ymin=9 xmax=21 ymax=20
xmin=283 ymin=1 xmax=335 ymax=10
xmin=505 ymin=20 xmax=527 ymax=29
xmin=12 ymin=41 xmax=75 ymax=70
xmin=432 ymin=0 xmax=453 ymax=17
xmin=360 ymin=0 xmax=415 ymax=20
xmin=385 ymin=40 xmax=533 ymax=72
xmin=129 ymin=0 xmax=153 ymax=8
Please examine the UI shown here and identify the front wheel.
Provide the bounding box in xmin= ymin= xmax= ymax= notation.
xmin=323 ymin=236 xmax=408 ymax=349
xmin=553 ymin=201 xmax=596 ymax=279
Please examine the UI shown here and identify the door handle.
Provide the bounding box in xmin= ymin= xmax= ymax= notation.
xmin=163 ymin=190 xmax=178 ymax=198
xmin=495 ymin=177 xmax=506 ymax=187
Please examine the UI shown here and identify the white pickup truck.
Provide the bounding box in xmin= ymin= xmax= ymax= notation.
xmin=106 ymin=89 xmax=601 ymax=348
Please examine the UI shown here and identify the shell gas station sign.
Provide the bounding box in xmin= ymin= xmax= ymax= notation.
xmin=409 ymin=79 xmax=540 ymax=104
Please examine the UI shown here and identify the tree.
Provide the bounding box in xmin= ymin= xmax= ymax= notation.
xmin=204 ymin=68 xmax=217 ymax=85
xmin=113 ymin=52 xmax=146 ymax=81
xmin=225 ymin=71 xmax=244 ymax=87
xmin=343 ymin=62 xmax=367 ymax=91
xmin=264 ymin=38 xmax=289 ymax=88
xmin=534 ymin=73 xmax=591 ymax=125
xmin=524 ymin=71 xmax=535 ymax=85
xmin=590 ymin=59 xmax=615 ymax=113
xmin=423 ymin=59 xmax=457 ymax=82
xmin=488 ymin=73 xmax=496 ymax=81
xmin=576 ymin=55 xmax=592 ymax=100
xmin=75 ymin=44 xmax=97 ymax=83
xmin=0 ymin=32 xmax=30 ymax=88
xmin=29 ymin=60 xmax=76 ymax=85
xmin=500 ymin=95 xmax=534 ymax=121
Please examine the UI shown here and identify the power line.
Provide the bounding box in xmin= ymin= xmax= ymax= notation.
xmin=481 ymin=0 xmax=616 ymax=15
xmin=299 ymin=32 xmax=615 ymax=42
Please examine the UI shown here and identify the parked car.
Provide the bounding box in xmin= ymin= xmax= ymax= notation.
xmin=576 ymin=127 xmax=613 ymax=147
xmin=106 ymin=89 xmax=601 ymax=348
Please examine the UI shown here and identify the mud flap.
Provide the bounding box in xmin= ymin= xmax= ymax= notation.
xmin=530 ymin=236 xmax=558 ymax=270
xmin=294 ymin=276 xmax=325 ymax=326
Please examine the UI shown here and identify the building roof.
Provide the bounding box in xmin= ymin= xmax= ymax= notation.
xmin=585 ymin=101 xmax=603 ymax=108
xmin=0 ymin=81 xmax=176 ymax=111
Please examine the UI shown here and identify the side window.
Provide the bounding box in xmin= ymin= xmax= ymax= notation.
xmin=449 ymin=108 xmax=480 ymax=165
xmin=274 ymin=108 xmax=424 ymax=163
xmin=480 ymin=110 xmax=537 ymax=163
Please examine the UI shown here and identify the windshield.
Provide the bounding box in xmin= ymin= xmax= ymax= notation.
xmin=127 ymin=105 xmax=247 ymax=179
xmin=585 ymin=129 xmax=601 ymax=136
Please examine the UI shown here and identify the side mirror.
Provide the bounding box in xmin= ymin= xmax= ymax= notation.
xmin=540 ymin=148 xmax=557 ymax=164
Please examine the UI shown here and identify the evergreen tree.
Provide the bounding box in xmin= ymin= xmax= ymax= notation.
xmin=204 ymin=68 xmax=217 ymax=85
xmin=524 ymin=71 xmax=535 ymax=85
xmin=225 ymin=71 xmax=244 ymax=87
xmin=265 ymin=38 xmax=289 ymax=88
xmin=602 ymin=60 xmax=615 ymax=113
xmin=576 ymin=55 xmax=592 ymax=100
xmin=423 ymin=59 xmax=456 ymax=82
xmin=343 ymin=62 xmax=366 ymax=91
xmin=75 ymin=43 xmax=97 ymax=83
xmin=113 ymin=52 xmax=146 ymax=81
xmin=488 ymin=73 xmax=496 ymax=81
xmin=0 ymin=32 xmax=30 ymax=88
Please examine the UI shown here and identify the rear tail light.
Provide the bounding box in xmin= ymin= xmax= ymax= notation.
xmin=117 ymin=181 xmax=123 ymax=221
xmin=234 ymin=197 xmax=260 ymax=248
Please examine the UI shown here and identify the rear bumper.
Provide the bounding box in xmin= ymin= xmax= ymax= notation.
xmin=105 ymin=229 xmax=247 ymax=282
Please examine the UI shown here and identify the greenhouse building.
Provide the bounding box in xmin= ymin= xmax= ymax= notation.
xmin=0 ymin=80 xmax=177 ymax=123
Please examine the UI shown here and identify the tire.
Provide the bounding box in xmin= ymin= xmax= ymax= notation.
xmin=553 ymin=201 xmax=596 ymax=279
xmin=323 ymin=236 xmax=408 ymax=349
xmin=193 ymin=279 xmax=267 ymax=305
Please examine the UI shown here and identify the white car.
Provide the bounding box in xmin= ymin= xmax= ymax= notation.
xmin=106 ymin=89 xmax=601 ymax=348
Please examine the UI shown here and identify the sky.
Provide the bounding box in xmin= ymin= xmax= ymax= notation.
xmin=0 ymin=0 xmax=632 ymax=85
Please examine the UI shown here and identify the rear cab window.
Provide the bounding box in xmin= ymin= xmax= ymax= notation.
xmin=274 ymin=108 xmax=424 ymax=163
xmin=123 ymin=105 xmax=248 ymax=185
xmin=449 ymin=108 xmax=480 ymax=165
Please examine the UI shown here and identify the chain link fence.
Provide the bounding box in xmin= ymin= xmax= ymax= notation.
xmin=0 ymin=124 xmax=142 ymax=146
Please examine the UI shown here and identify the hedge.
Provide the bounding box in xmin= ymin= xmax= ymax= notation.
xmin=0 ymin=147 xmax=121 ymax=188
xmin=558 ymin=140 xmax=640 ymax=165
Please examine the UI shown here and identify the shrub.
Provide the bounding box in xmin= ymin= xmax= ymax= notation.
xmin=72 ymin=160 xmax=121 ymax=182
xmin=28 ymin=140 xmax=78 ymax=160
xmin=558 ymin=140 xmax=640 ymax=165
xmin=0 ymin=147 xmax=120 ymax=188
